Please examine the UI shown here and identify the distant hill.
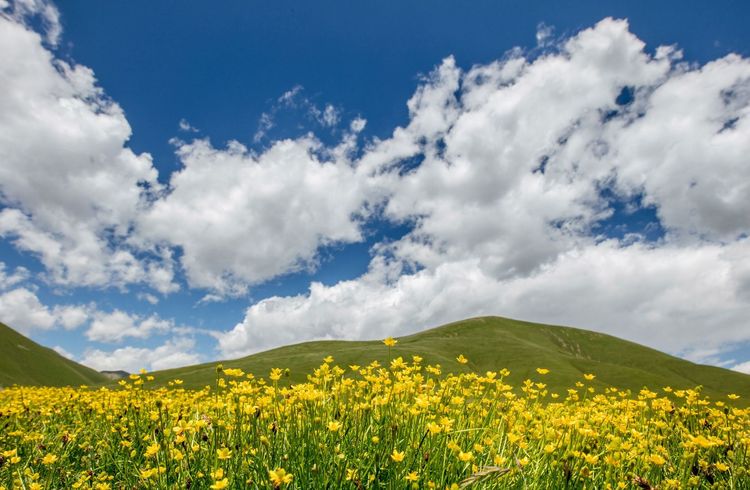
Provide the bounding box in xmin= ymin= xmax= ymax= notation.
xmin=0 ymin=322 xmax=107 ymax=387
xmin=151 ymin=316 xmax=750 ymax=402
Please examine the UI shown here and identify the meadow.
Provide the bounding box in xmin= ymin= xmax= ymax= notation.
xmin=0 ymin=340 xmax=748 ymax=489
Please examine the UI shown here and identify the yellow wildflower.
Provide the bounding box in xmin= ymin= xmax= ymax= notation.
xmin=391 ymin=449 xmax=405 ymax=462
xmin=42 ymin=453 xmax=58 ymax=465
xmin=269 ymin=467 xmax=293 ymax=487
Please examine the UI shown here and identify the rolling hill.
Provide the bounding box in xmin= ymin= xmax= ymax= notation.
xmin=0 ymin=322 xmax=108 ymax=387
xmin=152 ymin=316 xmax=750 ymax=401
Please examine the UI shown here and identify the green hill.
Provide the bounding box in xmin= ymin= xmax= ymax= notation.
xmin=152 ymin=316 xmax=750 ymax=401
xmin=0 ymin=322 xmax=108 ymax=387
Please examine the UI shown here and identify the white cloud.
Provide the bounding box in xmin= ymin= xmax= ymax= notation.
xmin=137 ymin=136 xmax=379 ymax=295
xmin=86 ymin=310 xmax=173 ymax=343
xmin=0 ymin=287 xmax=56 ymax=332
xmin=350 ymin=117 xmax=367 ymax=133
xmin=80 ymin=337 xmax=202 ymax=373
xmin=732 ymin=361 xmax=750 ymax=375
xmin=2 ymin=0 xmax=61 ymax=46
xmin=219 ymin=240 xmax=750 ymax=359
xmin=137 ymin=292 xmax=159 ymax=305
xmin=52 ymin=304 xmax=89 ymax=330
xmin=217 ymin=19 xmax=750 ymax=362
xmin=0 ymin=262 xmax=30 ymax=289
xmin=0 ymin=286 xmax=90 ymax=333
xmin=178 ymin=118 xmax=199 ymax=133
xmin=606 ymin=53 xmax=750 ymax=241
xmin=0 ymin=12 xmax=177 ymax=293
xmin=536 ymin=22 xmax=554 ymax=46
xmin=52 ymin=345 xmax=75 ymax=360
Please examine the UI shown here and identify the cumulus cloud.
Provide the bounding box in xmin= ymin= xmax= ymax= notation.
xmin=0 ymin=286 xmax=90 ymax=333
xmin=2 ymin=0 xmax=61 ymax=46
xmin=0 ymin=262 xmax=30 ymax=289
xmin=137 ymin=136 xmax=379 ymax=295
xmin=80 ymin=337 xmax=201 ymax=373
xmin=0 ymin=11 xmax=178 ymax=293
xmin=219 ymin=241 xmax=750 ymax=359
xmin=0 ymin=287 xmax=57 ymax=332
xmin=0 ymin=10 xmax=376 ymax=297
xmin=217 ymin=19 xmax=750 ymax=362
xmin=86 ymin=310 xmax=174 ymax=343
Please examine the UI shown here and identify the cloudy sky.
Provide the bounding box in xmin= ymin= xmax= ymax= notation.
xmin=1 ymin=0 xmax=749 ymax=374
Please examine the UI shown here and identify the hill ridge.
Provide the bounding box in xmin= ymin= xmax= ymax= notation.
xmin=0 ymin=322 xmax=108 ymax=387
xmin=151 ymin=316 xmax=750 ymax=401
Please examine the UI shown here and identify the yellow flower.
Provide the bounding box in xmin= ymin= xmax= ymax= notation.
xmin=217 ymin=447 xmax=232 ymax=460
xmin=383 ymin=337 xmax=397 ymax=347
xmin=222 ymin=368 xmax=245 ymax=377
xmin=42 ymin=453 xmax=58 ymax=465
xmin=140 ymin=468 xmax=158 ymax=480
xmin=728 ymin=394 xmax=740 ymax=400
xmin=323 ymin=355 xmax=334 ymax=363
xmin=536 ymin=368 xmax=550 ymax=375
xmin=145 ymin=443 xmax=160 ymax=458
xmin=648 ymin=454 xmax=666 ymax=466
xmin=269 ymin=368 xmax=283 ymax=381
xmin=583 ymin=373 xmax=596 ymax=380
xmin=583 ymin=453 xmax=599 ymax=465
xmin=391 ymin=449 xmax=405 ymax=462
xmin=456 ymin=354 xmax=469 ymax=364
xmin=269 ymin=467 xmax=293 ymax=486
xmin=714 ymin=462 xmax=729 ymax=472
xmin=458 ymin=451 xmax=474 ymax=462
xmin=210 ymin=478 xmax=229 ymax=489
xmin=327 ymin=421 xmax=342 ymax=432
xmin=404 ymin=471 xmax=419 ymax=482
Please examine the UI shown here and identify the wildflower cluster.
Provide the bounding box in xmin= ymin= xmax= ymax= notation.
xmin=0 ymin=352 xmax=748 ymax=488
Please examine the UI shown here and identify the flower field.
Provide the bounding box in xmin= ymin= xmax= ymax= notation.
xmin=0 ymin=346 xmax=748 ymax=489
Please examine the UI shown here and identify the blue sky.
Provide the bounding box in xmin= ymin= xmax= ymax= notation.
xmin=1 ymin=0 xmax=750 ymax=373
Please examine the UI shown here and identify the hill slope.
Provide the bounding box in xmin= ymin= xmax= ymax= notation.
xmin=0 ymin=322 xmax=108 ymax=387
xmin=153 ymin=316 xmax=750 ymax=400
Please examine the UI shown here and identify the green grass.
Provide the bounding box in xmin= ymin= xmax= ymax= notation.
xmin=0 ymin=322 xmax=107 ymax=387
xmin=152 ymin=316 xmax=750 ymax=401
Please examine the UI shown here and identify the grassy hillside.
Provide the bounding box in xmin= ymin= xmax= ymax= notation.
xmin=153 ymin=316 xmax=750 ymax=401
xmin=0 ymin=322 xmax=107 ymax=387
